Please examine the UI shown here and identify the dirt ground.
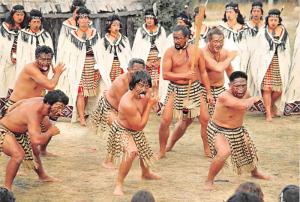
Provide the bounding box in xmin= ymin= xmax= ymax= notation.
xmin=0 ymin=112 xmax=299 ymax=202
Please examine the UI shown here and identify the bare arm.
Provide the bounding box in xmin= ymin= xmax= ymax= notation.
xmin=198 ymin=50 xmax=211 ymax=94
xmin=204 ymin=50 xmax=237 ymax=73
xmin=28 ymin=63 xmax=65 ymax=90
xmin=219 ymin=92 xmax=259 ymax=110
xmin=27 ymin=114 xmax=58 ymax=145
xmin=122 ymin=96 xmax=158 ymax=131
xmin=225 ymin=64 xmax=234 ymax=78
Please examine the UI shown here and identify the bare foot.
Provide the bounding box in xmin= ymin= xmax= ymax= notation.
xmin=166 ymin=146 xmax=172 ymax=152
xmin=158 ymin=151 xmax=166 ymax=159
xmin=265 ymin=114 xmax=272 ymax=122
xmin=79 ymin=118 xmax=87 ymax=126
xmin=113 ymin=184 xmax=124 ymax=196
xmin=142 ymin=171 xmax=161 ymax=180
xmin=101 ymin=161 xmax=116 ymax=170
xmin=204 ymin=181 xmax=215 ymax=191
xmin=39 ymin=175 xmax=62 ymax=182
xmin=251 ymin=170 xmax=271 ymax=180
xmin=40 ymin=151 xmax=58 ymax=157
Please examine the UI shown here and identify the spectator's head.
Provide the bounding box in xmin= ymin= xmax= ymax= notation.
xmin=229 ymin=71 xmax=248 ymax=99
xmin=5 ymin=5 xmax=27 ymax=29
xmin=227 ymin=191 xmax=260 ymax=202
xmin=0 ymin=187 xmax=15 ymax=202
xmin=279 ymin=185 xmax=299 ymax=202
xmin=236 ymin=182 xmax=264 ymax=202
xmin=265 ymin=9 xmax=282 ymax=28
xmin=222 ymin=2 xmax=244 ymax=25
xmin=173 ymin=25 xmax=190 ymax=50
xmin=104 ymin=15 xmax=122 ymax=34
xmin=131 ymin=190 xmax=155 ymax=202
xmin=250 ymin=1 xmax=263 ymax=20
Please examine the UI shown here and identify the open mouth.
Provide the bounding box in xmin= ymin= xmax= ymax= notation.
xmin=139 ymin=92 xmax=146 ymax=98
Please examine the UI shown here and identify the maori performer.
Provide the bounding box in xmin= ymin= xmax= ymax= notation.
xmin=0 ymin=5 xmax=27 ymax=99
xmin=159 ymin=11 xmax=193 ymax=113
xmin=197 ymin=27 xmax=235 ymax=157
xmin=56 ymin=7 xmax=104 ymax=125
xmin=16 ymin=9 xmax=53 ymax=76
xmin=56 ymin=0 xmax=86 ymax=59
xmin=1 ymin=45 xmax=65 ymax=156
xmin=218 ymin=2 xmax=249 ymax=74
xmin=90 ymin=58 xmax=145 ymax=169
xmin=250 ymin=9 xmax=291 ymax=121
xmin=158 ymin=25 xmax=212 ymax=158
xmin=0 ymin=90 xmax=69 ymax=191
xmin=285 ymin=17 xmax=300 ymax=114
xmin=132 ymin=4 xmax=166 ymax=81
xmin=99 ymin=15 xmax=132 ymax=82
xmin=204 ymin=71 xmax=269 ymax=191
xmin=107 ymin=71 xmax=160 ymax=196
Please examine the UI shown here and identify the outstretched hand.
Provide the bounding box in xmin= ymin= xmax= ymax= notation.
xmin=52 ymin=63 xmax=66 ymax=75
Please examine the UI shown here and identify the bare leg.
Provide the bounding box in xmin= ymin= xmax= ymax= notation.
xmin=2 ymin=134 xmax=25 ymax=191
xmin=101 ymin=156 xmax=116 ymax=170
xmin=199 ymin=98 xmax=211 ymax=157
xmin=205 ymin=135 xmax=231 ymax=191
xmin=158 ymin=94 xmax=174 ymax=158
xmin=140 ymin=160 xmax=161 ymax=180
xmin=32 ymin=144 xmax=61 ymax=182
xmin=262 ymin=90 xmax=272 ymax=121
xmin=77 ymin=94 xmax=86 ymax=126
xmin=166 ymin=118 xmax=193 ymax=152
xmin=271 ymin=91 xmax=282 ymax=117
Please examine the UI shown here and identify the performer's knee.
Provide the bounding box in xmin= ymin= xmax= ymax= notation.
xmin=217 ymin=148 xmax=231 ymax=160
xmin=11 ymin=149 xmax=25 ymax=164
xmin=128 ymin=150 xmax=138 ymax=159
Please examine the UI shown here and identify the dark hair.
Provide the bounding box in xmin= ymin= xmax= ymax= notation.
xmin=75 ymin=7 xmax=91 ymax=25
xmin=131 ymin=190 xmax=155 ymax=202
xmin=129 ymin=71 xmax=152 ymax=90
xmin=250 ymin=2 xmax=264 ymax=20
xmin=35 ymin=45 xmax=54 ymax=59
xmin=173 ymin=25 xmax=191 ymax=37
xmin=222 ymin=5 xmax=245 ymax=25
xmin=279 ymin=185 xmax=299 ymax=202
xmin=144 ymin=9 xmax=158 ymax=25
xmin=176 ymin=11 xmax=192 ymax=28
xmin=227 ymin=192 xmax=260 ymax=202
xmin=28 ymin=9 xmax=43 ymax=24
xmin=0 ymin=187 xmax=15 ymax=202
xmin=229 ymin=71 xmax=248 ymax=82
xmin=104 ymin=15 xmax=122 ymax=33
xmin=265 ymin=16 xmax=282 ymax=27
xmin=207 ymin=27 xmax=224 ymax=41
xmin=5 ymin=5 xmax=28 ymax=29
xmin=43 ymin=90 xmax=69 ymax=106
xmin=236 ymin=182 xmax=264 ymax=202
xmin=128 ymin=58 xmax=146 ymax=69
xmin=70 ymin=0 xmax=86 ymax=13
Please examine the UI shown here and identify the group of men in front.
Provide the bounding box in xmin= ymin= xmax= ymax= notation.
xmin=4 ymin=0 xmax=300 ymax=197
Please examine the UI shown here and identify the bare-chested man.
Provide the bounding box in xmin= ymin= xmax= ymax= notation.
xmin=106 ymin=71 xmax=160 ymax=196
xmin=90 ymin=58 xmax=146 ymax=169
xmin=195 ymin=28 xmax=236 ymax=156
xmin=159 ymin=25 xmax=212 ymax=158
xmin=0 ymin=90 xmax=69 ymax=191
xmin=204 ymin=71 xmax=269 ymax=191
xmin=0 ymin=45 xmax=65 ymax=156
